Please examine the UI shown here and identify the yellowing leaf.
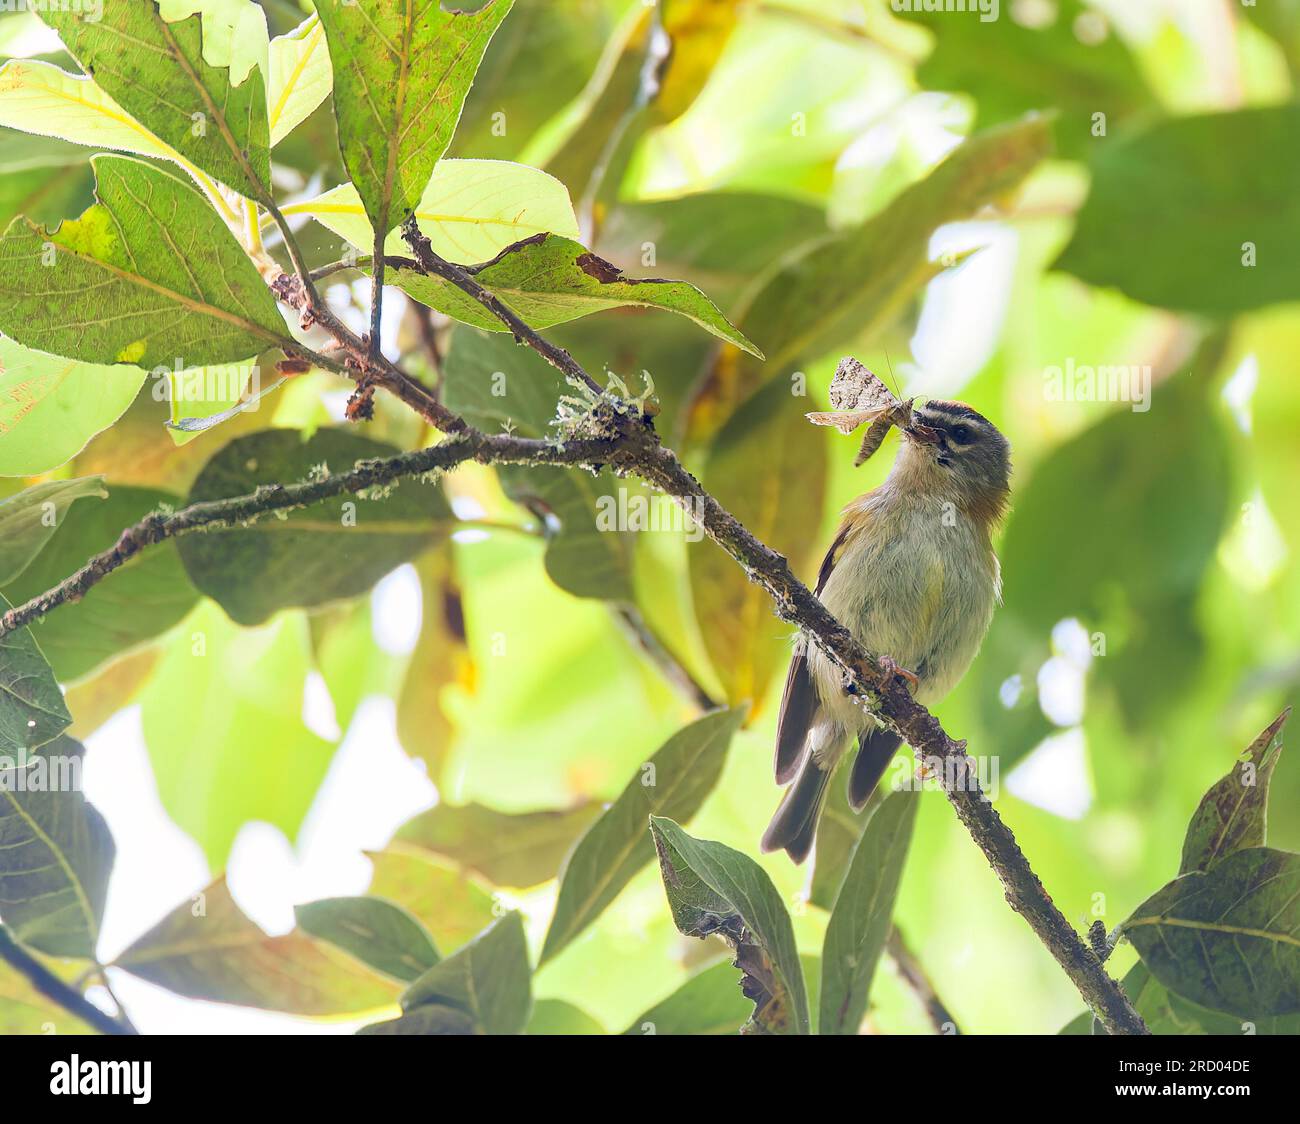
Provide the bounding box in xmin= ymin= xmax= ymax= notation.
xmin=286 ymin=158 xmax=580 ymax=264
xmin=267 ymin=14 xmax=332 ymax=146
xmin=0 ymin=337 xmax=146 ymax=476
xmin=114 ymin=876 xmax=399 ymax=1015
xmin=0 ymin=59 xmax=243 ymax=226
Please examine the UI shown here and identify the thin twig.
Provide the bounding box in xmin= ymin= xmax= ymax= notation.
xmin=399 ymin=217 xmax=604 ymax=396
xmin=613 ymin=604 xmax=719 ymax=712
xmin=0 ymin=431 xmax=633 ymax=641
xmin=0 ymin=925 xmax=134 ymax=1036
xmin=887 ymin=926 xmax=961 ymax=1036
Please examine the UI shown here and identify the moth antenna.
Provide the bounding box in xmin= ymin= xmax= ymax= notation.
xmin=882 ymin=347 xmax=903 ymax=400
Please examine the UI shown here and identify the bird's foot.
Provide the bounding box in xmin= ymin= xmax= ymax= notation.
xmin=878 ymin=656 xmax=919 ymax=689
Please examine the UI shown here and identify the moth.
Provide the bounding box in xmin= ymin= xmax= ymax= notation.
xmin=806 ymin=356 xmax=916 ymax=467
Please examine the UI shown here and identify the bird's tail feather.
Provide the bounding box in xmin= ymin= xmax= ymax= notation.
xmin=847 ymin=727 xmax=904 ymax=811
xmin=761 ymin=757 xmax=832 ymax=864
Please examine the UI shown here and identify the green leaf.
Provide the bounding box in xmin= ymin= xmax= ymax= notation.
xmin=41 ymin=0 xmax=272 ymax=199
xmin=394 ymin=800 xmax=600 ymax=889
xmin=0 ymin=155 xmax=292 ymax=368
xmin=3 ymin=485 xmax=199 ymax=683
xmin=1055 ymin=106 xmax=1300 ymax=313
xmin=621 ymin=959 xmax=751 ymax=1035
xmin=448 ymin=0 xmax=613 ymax=162
xmin=358 ymin=1006 xmax=475 ymax=1035
xmin=285 ymin=158 xmax=580 ymax=263
xmin=541 ymin=706 xmax=745 ymax=963
xmin=398 ymin=911 xmax=531 ymax=1034
xmin=114 ymin=875 xmax=400 ymax=1014
xmin=810 ymin=768 xmax=869 ymax=911
xmin=314 ymin=0 xmax=514 ymax=238
xmin=974 ymin=350 xmax=1230 ymax=760
xmin=688 ymin=376 xmax=826 ymax=709
xmin=0 ymin=735 xmax=113 ymax=959
xmin=441 ymin=328 xmax=634 ymax=601
xmin=175 ymin=428 xmax=452 ymax=626
xmin=1181 ymin=709 xmax=1289 ymax=875
xmin=0 ymin=129 xmax=94 ymax=232
xmin=0 ymin=338 xmax=146 ymax=476
xmin=526 ymin=997 xmax=605 ymax=1035
xmin=596 ymin=191 xmax=828 ymax=302
xmin=139 ymin=602 xmax=335 ymax=867
xmin=1124 ymin=847 xmax=1300 ymax=1018
xmin=0 ymin=592 xmax=72 ymax=757
xmin=295 ymin=896 xmax=440 ymax=983
xmin=365 ymin=847 xmax=498 ymax=954
xmin=649 ymin=816 xmax=809 ymax=1034
xmin=819 ymin=790 xmax=919 ymax=1035
xmin=267 ymin=15 xmax=331 ymax=147
xmin=387 ymin=233 xmax=761 ymax=355
xmin=0 ymin=476 xmax=105 ymax=584
xmin=895 ymin=0 xmax=1154 ymax=160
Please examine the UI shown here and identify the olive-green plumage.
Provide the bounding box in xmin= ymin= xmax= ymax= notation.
xmin=762 ymin=401 xmax=1011 ymax=863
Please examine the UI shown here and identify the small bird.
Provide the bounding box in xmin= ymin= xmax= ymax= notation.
xmin=761 ymin=399 xmax=1011 ymax=863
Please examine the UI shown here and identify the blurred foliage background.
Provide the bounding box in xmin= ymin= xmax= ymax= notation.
xmin=1 ymin=0 xmax=1298 ymax=1034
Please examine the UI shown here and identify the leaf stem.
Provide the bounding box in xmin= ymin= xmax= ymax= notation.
xmin=0 ymin=925 xmax=135 ymax=1036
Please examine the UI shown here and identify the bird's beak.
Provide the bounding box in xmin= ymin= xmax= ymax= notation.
xmin=903 ymin=422 xmax=942 ymax=446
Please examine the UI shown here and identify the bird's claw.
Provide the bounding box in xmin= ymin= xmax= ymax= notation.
xmin=879 ymin=656 xmax=919 ymax=689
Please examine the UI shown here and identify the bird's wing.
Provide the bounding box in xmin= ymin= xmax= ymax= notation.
xmin=774 ymin=521 xmax=854 ymax=783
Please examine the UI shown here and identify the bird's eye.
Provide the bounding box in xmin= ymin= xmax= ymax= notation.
xmin=950 ymin=424 xmax=974 ymax=444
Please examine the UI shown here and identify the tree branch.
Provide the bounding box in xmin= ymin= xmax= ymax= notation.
xmin=887 ymin=925 xmax=961 ymax=1036
xmin=0 ymin=430 xmax=633 ymax=641
xmin=0 ymin=925 xmax=134 ymax=1036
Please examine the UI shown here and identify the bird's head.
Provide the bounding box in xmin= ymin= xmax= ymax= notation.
xmin=895 ymin=400 xmax=1011 ymax=524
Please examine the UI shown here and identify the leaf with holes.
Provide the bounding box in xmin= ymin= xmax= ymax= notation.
xmin=650 ymin=816 xmax=809 ymax=1034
